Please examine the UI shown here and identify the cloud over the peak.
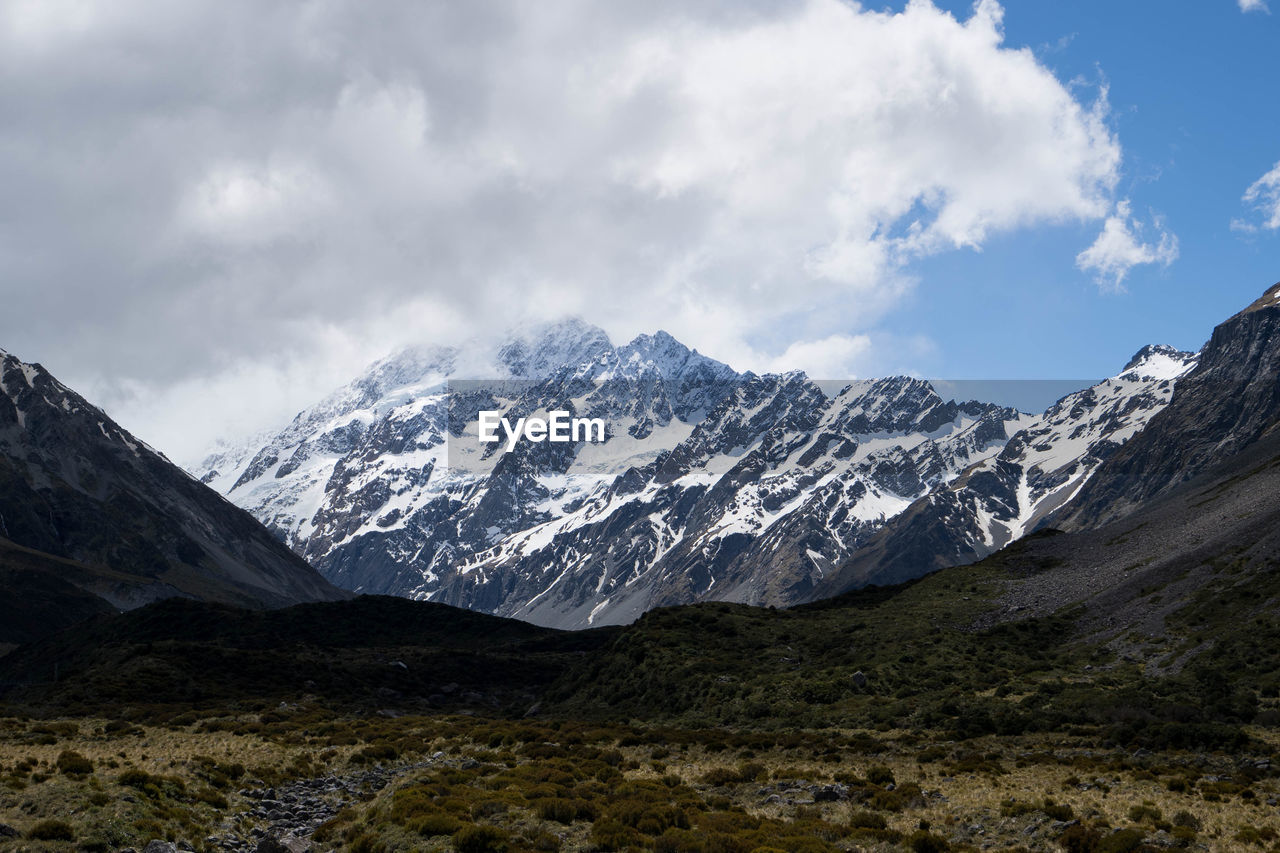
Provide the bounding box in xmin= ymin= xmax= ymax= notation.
xmin=1075 ymin=201 xmax=1179 ymax=289
xmin=0 ymin=0 xmax=1129 ymax=459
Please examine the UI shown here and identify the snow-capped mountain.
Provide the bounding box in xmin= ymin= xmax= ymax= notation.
xmin=431 ymin=372 xmax=1027 ymax=626
xmin=195 ymin=320 xmax=742 ymax=609
xmin=198 ymin=320 xmax=1197 ymax=628
xmin=817 ymin=344 xmax=1198 ymax=594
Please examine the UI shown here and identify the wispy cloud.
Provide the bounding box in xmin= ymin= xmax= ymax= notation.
xmin=1239 ymin=0 xmax=1269 ymax=13
xmin=1233 ymin=161 xmax=1280 ymax=232
xmin=1076 ymin=200 xmax=1179 ymax=289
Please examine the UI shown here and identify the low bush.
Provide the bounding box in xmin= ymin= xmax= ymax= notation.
xmin=56 ymin=749 xmax=94 ymax=776
xmin=408 ymin=813 xmax=460 ymax=836
xmin=28 ymin=819 xmax=76 ymax=841
xmin=454 ymin=823 xmax=509 ymax=853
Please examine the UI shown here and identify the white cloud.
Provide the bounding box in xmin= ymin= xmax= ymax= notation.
xmin=1239 ymin=0 xmax=1269 ymax=13
xmin=761 ymin=334 xmax=874 ymax=379
xmin=0 ymin=0 xmax=1127 ymax=457
xmin=1235 ymin=161 xmax=1280 ymax=231
xmin=1075 ymin=200 xmax=1179 ymax=289
xmin=179 ymin=161 xmax=332 ymax=247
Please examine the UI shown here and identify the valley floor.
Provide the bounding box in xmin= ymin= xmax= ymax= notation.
xmin=0 ymin=708 xmax=1276 ymax=853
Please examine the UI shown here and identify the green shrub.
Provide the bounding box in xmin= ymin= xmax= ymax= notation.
xmin=1127 ymin=804 xmax=1162 ymax=824
xmin=1041 ymin=799 xmax=1074 ymax=821
xmin=848 ymin=811 xmax=886 ymax=830
xmin=56 ymin=750 xmax=93 ymax=776
xmin=521 ymin=828 xmax=562 ymax=851
xmin=1059 ymin=824 xmax=1101 ymax=853
xmin=611 ymin=801 xmax=689 ymax=836
xmin=1098 ymin=828 xmax=1146 ymax=853
xmin=653 ymin=828 xmax=714 ymax=853
xmin=28 ymin=819 xmax=76 ymax=841
xmin=408 ymin=813 xmax=460 ymax=836
xmin=351 ymin=743 xmax=398 ymax=765
xmin=534 ymin=797 xmax=595 ymax=823
xmin=866 ymin=765 xmax=895 ymax=786
xmin=454 ymin=824 xmax=509 ymax=853
xmin=347 ymin=831 xmax=383 ymax=853
xmin=591 ymin=817 xmax=642 ymax=851
xmin=1234 ymin=827 xmax=1270 ymax=846
xmin=869 ymin=781 xmax=923 ymax=812
xmin=470 ymin=800 xmax=508 ymax=820
xmin=118 ymin=768 xmax=154 ymax=788
xmin=700 ymin=763 xmax=763 ymax=786
xmin=908 ymin=831 xmax=950 ymax=853
xmin=1000 ymin=799 xmax=1036 ymax=818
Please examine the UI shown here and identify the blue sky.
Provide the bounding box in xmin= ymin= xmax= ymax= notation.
xmin=887 ymin=1 xmax=1279 ymax=378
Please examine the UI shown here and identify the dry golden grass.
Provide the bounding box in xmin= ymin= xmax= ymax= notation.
xmin=0 ymin=713 xmax=1276 ymax=852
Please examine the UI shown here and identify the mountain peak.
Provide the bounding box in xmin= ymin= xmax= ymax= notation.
xmin=293 ymin=343 xmax=457 ymax=433
xmin=498 ymin=317 xmax=613 ymax=379
xmin=515 ymin=316 xmax=610 ymax=345
xmin=1121 ymin=343 xmax=1197 ymax=379
xmin=625 ymin=329 xmax=680 ymax=349
xmin=365 ymin=344 xmax=458 ymax=387
xmin=618 ymin=329 xmax=733 ymax=377
xmin=1236 ymin=281 xmax=1280 ymax=317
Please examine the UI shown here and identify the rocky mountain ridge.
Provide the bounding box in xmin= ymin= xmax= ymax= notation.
xmin=0 ymin=347 xmax=342 ymax=636
xmin=199 ymin=318 xmax=1197 ymax=628
xmin=1057 ymin=282 xmax=1280 ymax=530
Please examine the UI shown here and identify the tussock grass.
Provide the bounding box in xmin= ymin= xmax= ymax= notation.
xmin=0 ymin=710 xmax=1276 ymax=851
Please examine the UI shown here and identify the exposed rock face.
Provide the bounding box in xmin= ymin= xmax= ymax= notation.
xmin=0 ymin=348 xmax=342 ymax=616
xmin=201 ymin=316 xmax=1196 ymax=629
xmin=1057 ymin=282 xmax=1280 ymax=530
xmin=825 ymin=345 xmax=1197 ymax=591
xmin=436 ymin=373 xmax=1024 ymax=627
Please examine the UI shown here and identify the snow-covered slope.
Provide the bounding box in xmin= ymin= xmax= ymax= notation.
xmin=436 ymin=374 xmax=1026 ymax=626
xmin=198 ymin=323 xmax=1198 ymax=628
xmin=820 ymin=344 xmax=1198 ymax=593
xmin=195 ymin=320 xmax=743 ymax=612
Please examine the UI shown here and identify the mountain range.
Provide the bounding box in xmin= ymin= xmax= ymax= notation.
xmin=195 ymin=320 xmax=1196 ymax=629
xmin=5 ymin=281 xmax=1277 ymax=647
xmin=7 ymin=281 xmax=1280 ymax=716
